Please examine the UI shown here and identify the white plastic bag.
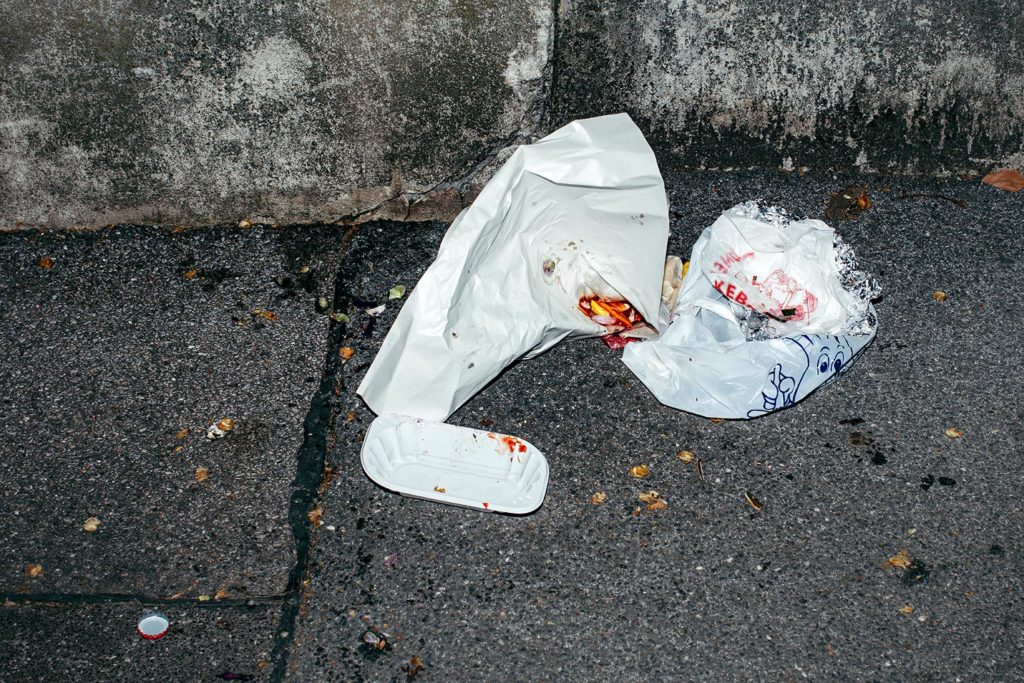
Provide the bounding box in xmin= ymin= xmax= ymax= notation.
xmin=622 ymin=204 xmax=877 ymax=419
xmin=358 ymin=114 xmax=669 ymax=421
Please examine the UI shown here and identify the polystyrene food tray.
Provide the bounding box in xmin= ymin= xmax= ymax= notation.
xmin=360 ymin=414 xmax=549 ymax=514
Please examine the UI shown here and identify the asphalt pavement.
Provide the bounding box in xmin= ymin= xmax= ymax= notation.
xmin=1 ymin=171 xmax=1021 ymax=681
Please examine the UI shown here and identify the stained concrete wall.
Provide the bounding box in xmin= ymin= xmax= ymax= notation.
xmin=1 ymin=0 xmax=1022 ymax=229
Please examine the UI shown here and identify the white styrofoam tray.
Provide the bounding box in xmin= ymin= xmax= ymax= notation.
xmin=360 ymin=414 xmax=549 ymax=514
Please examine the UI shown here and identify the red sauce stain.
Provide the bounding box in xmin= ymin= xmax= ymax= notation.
xmin=482 ymin=502 xmax=490 ymax=510
xmin=498 ymin=435 xmax=528 ymax=454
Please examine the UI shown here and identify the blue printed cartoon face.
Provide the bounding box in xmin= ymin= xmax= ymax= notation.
xmin=747 ymin=334 xmax=866 ymax=418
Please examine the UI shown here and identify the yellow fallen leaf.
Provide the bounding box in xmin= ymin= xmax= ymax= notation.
xmin=899 ymin=604 xmax=914 ymax=615
xmin=195 ymin=467 xmax=210 ymax=482
xmin=677 ymin=449 xmax=695 ymax=464
xmin=25 ymin=563 xmax=42 ymax=578
xmin=82 ymin=517 xmax=101 ymax=532
xmin=590 ymin=491 xmax=607 ymax=505
xmin=932 ymin=290 xmax=947 ymax=302
xmin=217 ymin=418 xmax=236 ymax=432
xmin=981 ymin=168 xmax=1024 ymax=192
xmin=944 ymin=427 xmax=964 ymax=438
xmin=340 ymin=347 xmax=356 ymax=360
xmin=175 ymin=427 xmax=190 ymax=440
xmin=198 ymin=594 xmax=211 ymax=602
xmin=629 ymin=464 xmax=650 ymax=478
xmin=238 ymin=219 xmax=253 ymax=228
xmin=308 ymin=505 xmax=324 ymax=527
xmin=646 ymin=499 xmax=668 ymax=512
xmin=433 ymin=486 xmax=446 ymax=494
xmin=637 ymin=490 xmax=662 ymax=504
xmin=183 ymin=269 xmax=198 ymax=280
xmin=172 ymin=445 xmax=184 ymax=454
xmin=883 ymin=548 xmax=912 ymax=571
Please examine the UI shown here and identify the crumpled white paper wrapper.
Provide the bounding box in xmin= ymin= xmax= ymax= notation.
xmin=359 ymin=113 xmax=670 ymax=421
xmin=622 ymin=203 xmax=878 ymax=419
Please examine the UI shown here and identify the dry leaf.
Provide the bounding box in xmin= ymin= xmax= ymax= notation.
xmin=175 ymin=427 xmax=190 ymax=440
xmin=257 ymin=660 xmax=268 ymax=671
xmin=345 ymin=411 xmax=357 ymax=423
xmin=677 ymin=449 xmax=695 ymax=464
xmin=932 ymin=290 xmax=948 ymax=302
xmin=646 ymin=499 xmax=668 ymax=512
xmin=217 ymin=418 xmax=236 ymax=432
xmin=238 ymin=219 xmax=253 ymax=228
xmin=38 ymin=257 xmax=54 ymax=269
xmin=183 ymin=269 xmax=198 ymax=280
xmin=944 ymin=427 xmax=964 ymax=438
xmin=433 ymin=486 xmax=446 ymax=494
xmin=82 ymin=517 xmax=101 ymax=532
xmin=637 ymin=490 xmax=662 ymax=505
xmin=883 ymin=548 xmax=912 ymax=571
xmin=340 ymin=347 xmax=356 ymax=360
xmin=172 ymin=445 xmax=184 ymax=454
xmin=744 ymin=491 xmax=764 ymax=511
xmin=981 ymin=168 xmax=1024 ymax=192
xmin=695 ymin=458 xmax=705 ymax=482
xmin=198 ymin=594 xmax=211 ymax=602
xmin=298 ymin=265 xmax=310 ymax=274
xmin=253 ymin=309 xmax=277 ymax=321
xmin=629 ymin=464 xmax=650 ymax=478
xmin=590 ymin=491 xmax=607 ymax=505
xmin=709 ymin=417 xmax=724 ymax=424
xmin=389 ymin=284 xmax=407 ymax=300
xmin=25 ymin=563 xmax=42 ymax=578
xmin=898 ymin=604 xmax=914 ymax=615
xmin=308 ymin=505 xmax=324 ymax=527
xmin=195 ymin=467 xmax=210 ymax=482
xmin=405 ymin=654 xmax=426 ymax=681
xmin=214 ymin=588 xmax=229 ymax=600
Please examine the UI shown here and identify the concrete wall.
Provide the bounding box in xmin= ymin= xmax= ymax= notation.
xmin=1 ymin=0 xmax=1022 ymax=229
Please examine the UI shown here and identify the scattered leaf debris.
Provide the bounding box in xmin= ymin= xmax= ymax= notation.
xmin=316 ymin=297 xmax=330 ymax=312
xmin=883 ymin=548 xmax=912 ymax=571
xmin=404 ymin=655 xmax=426 ymax=681
xmin=206 ymin=419 xmax=236 ymax=439
xmin=330 ymin=312 xmax=350 ymax=323
xmin=932 ymin=290 xmax=948 ymax=302
xmin=195 ymin=467 xmax=210 ymax=483
xmin=433 ymin=486 xmax=446 ymax=494
xmin=237 ymin=219 xmax=253 ymax=229
xmin=590 ymin=491 xmax=607 ymax=505
xmin=944 ymin=427 xmax=964 ymax=438
xmin=308 ymin=505 xmax=324 ymax=527
xmin=82 ymin=517 xmax=101 ymax=532
xmin=253 ymin=309 xmax=277 ymax=322
xmin=183 ymin=268 xmax=198 ymax=279
xmin=362 ymin=629 xmax=390 ymax=651
xmin=389 ymin=284 xmax=407 ymax=300
xmin=345 ymin=411 xmax=358 ymax=423
xmin=695 ymin=458 xmax=705 ymax=482
xmin=744 ymin=491 xmax=764 ymax=511
xmin=175 ymin=427 xmax=190 ymax=440
xmin=24 ymin=564 xmax=42 ymax=578
xmin=646 ymin=499 xmax=668 ymax=512
xmin=340 ymin=347 xmax=356 ymax=361
xmin=898 ymin=604 xmax=915 ymax=615
xmin=366 ymin=304 xmax=387 ymax=317
xmin=677 ymin=449 xmax=695 ymax=464
xmin=38 ymin=257 xmax=54 ymax=269
xmin=214 ymin=588 xmax=229 ymax=600
xmin=826 ymin=185 xmax=872 ymax=221
xmin=629 ymin=464 xmax=650 ymax=478
xmin=981 ymin=168 xmax=1024 ymax=192
xmin=708 ymin=417 xmax=724 ymax=424
xmin=198 ymin=594 xmax=211 ymax=602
